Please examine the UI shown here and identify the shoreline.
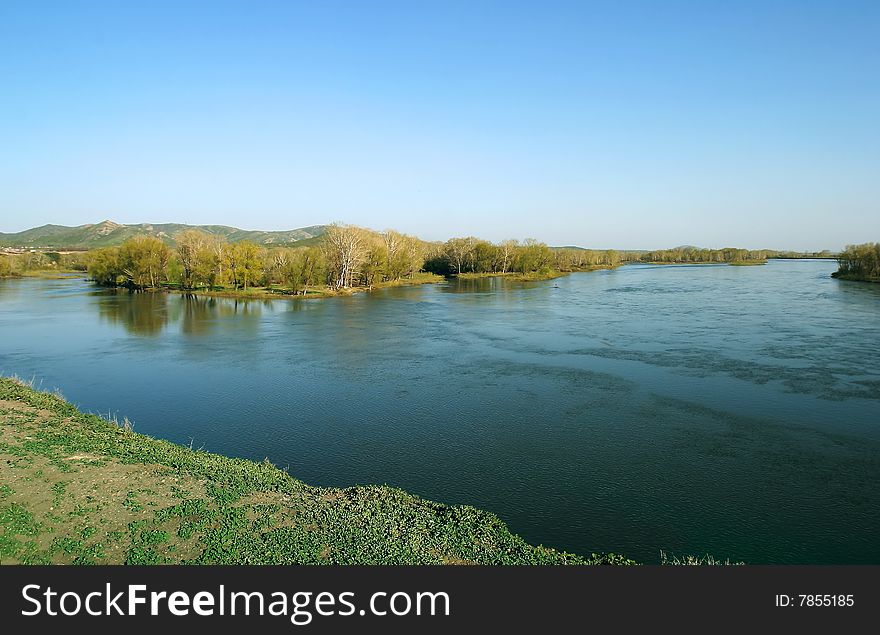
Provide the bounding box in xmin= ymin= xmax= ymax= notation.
xmin=168 ymin=272 xmax=446 ymax=301
xmin=831 ymin=271 xmax=880 ymax=283
xmin=454 ymin=265 xmax=618 ymax=282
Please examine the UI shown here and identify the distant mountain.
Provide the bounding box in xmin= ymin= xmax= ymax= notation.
xmin=0 ymin=221 xmax=328 ymax=249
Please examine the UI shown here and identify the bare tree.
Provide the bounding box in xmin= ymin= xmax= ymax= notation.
xmin=499 ymin=239 xmax=519 ymax=274
xmin=444 ymin=237 xmax=477 ymax=275
xmin=322 ymin=223 xmax=368 ymax=289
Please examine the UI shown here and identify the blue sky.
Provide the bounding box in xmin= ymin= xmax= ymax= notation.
xmin=1 ymin=1 xmax=878 ymax=250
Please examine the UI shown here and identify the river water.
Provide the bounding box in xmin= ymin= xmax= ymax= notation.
xmin=1 ymin=259 xmax=878 ymax=563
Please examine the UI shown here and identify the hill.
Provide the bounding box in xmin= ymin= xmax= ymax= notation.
xmin=0 ymin=221 xmax=327 ymax=249
xmin=0 ymin=377 xmax=633 ymax=565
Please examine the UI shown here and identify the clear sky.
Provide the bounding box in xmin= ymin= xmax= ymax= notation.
xmin=1 ymin=1 xmax=878 ymax=250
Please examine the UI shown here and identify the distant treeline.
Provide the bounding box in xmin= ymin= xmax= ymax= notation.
xmin=0 ymin=251 xmax=88 ymax=277
xmin=833 ymin=243 xmax=880 ymax=282
xmin=631 ymin=247 xmax=772 ymax=264
xmin=424 ymin=239 xmax=619 ymax=276
xmin=769 ymin=250 xmax=836 ymax=259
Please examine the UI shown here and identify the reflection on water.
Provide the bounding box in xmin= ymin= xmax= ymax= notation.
xmin=93 ymin=290 xmax=273 ymax=337
xmin=1 ymin=261 xmax=879 ymax=564
xmin=180 ymin=295 xmax=216 ymax=336
xmin=95 ymin=289 xmax=170 ymax=336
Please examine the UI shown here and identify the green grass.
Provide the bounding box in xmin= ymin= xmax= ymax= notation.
xmin=0 ymin=377 xmax=635 ymax=565
xmin=19 ymin=269 xmax=86 ymax=278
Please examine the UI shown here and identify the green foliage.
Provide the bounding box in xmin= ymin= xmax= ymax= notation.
xmin=58 ymin=252 xmax=89 ymax=271
xmin=118 ymin=236 xmax=171 ymax=289
xmin=424 ymin=237 xmax=609 ymax=276
xmin=514 ymin=238 xmax=553 ymax=274
xmin=175 ymin=229 xmax=210 ymax=289
xmin=0 ymin=503 xmax=42 ymax=536
xmin=638 ymin=247 xmax=768 ymax=264
xmin=553 ymin=247 xmax=620 ymax=270
xmin=0 ymin=251 xmax=68 ymax=277
xmin=833 ymin=243 xmax=880 ymax=282
xmin=224 ymin=241 xmax=264 ymax=289
xmin=266 ymin=246 xmax=327 ymax=294
xmin=86 ymin=247 xmax=121 ymax=285
xmin=87 ymin=237 xmax=171 ymax=289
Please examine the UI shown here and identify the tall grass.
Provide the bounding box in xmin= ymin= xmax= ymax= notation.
xmin=659 ymin=550 xmax=744 ymax=565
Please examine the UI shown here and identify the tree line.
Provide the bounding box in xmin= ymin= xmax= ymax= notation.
xmin=834 ymin=243 xmax=880 ymax=281
xmin=84 ymin=226 xmax=627 ymax=292
xmin=0 ymin=251 xmax=88 ymax=277
xmin=633 ymin=247 xmax=772 ymax=264
xmin=86 ymin=225 xmax=428 ymax=292
xmin=423 ymin=238 xmax=619 ymax=276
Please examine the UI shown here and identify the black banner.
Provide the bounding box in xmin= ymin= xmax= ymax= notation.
xmin=0 ymin=566 xmax=876 ymax=632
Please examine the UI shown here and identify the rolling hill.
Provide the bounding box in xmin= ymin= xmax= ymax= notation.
xmin=0 ymin=220 xmax=327 ymax=249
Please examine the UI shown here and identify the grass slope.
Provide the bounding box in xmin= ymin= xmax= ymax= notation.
xmin=0 ymin=221 xmax=327 ymax=249
xmin=0 ymin=378 xmax=634 ymax=565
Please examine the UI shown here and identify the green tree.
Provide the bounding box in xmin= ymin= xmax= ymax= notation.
xmin=0 ymin=255 xmax=13 ymax=277
xmin=224 ymin=241 xmax=263 ymax=290
xmin=836 ymin=243 xmax=880 ymax=279
xmin=175 ymin=229 xmax=210 ymax=290
xmin=118 ymin=236 xmax=170 ymax=289
xmin=515 ymin=239 xmax=552 ymax=273
xmin=87 ymin=247 xmax=121 ymax=286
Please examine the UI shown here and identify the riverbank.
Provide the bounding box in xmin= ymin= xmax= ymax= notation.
xmin=0 ymin=377 xmax=634 ymax=565
xmin=0 ymin=268 xmax=87 ymax=280
xmin=831 ymin=271 xmax=880 ymax=283
xmin=454 ymin=270 xmax=566 ymax=282
xmin=92 ymin=272 xmax=448 ymax=302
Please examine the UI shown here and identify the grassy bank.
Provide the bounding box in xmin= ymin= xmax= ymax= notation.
xmin=19 ymin=269 xmax=87 ymax=279
xmin=0 ymin=377 xmax=634 ymax=565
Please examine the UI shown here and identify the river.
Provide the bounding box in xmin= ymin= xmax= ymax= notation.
xmin=1 ymin=259 xmax=878 ymax=563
